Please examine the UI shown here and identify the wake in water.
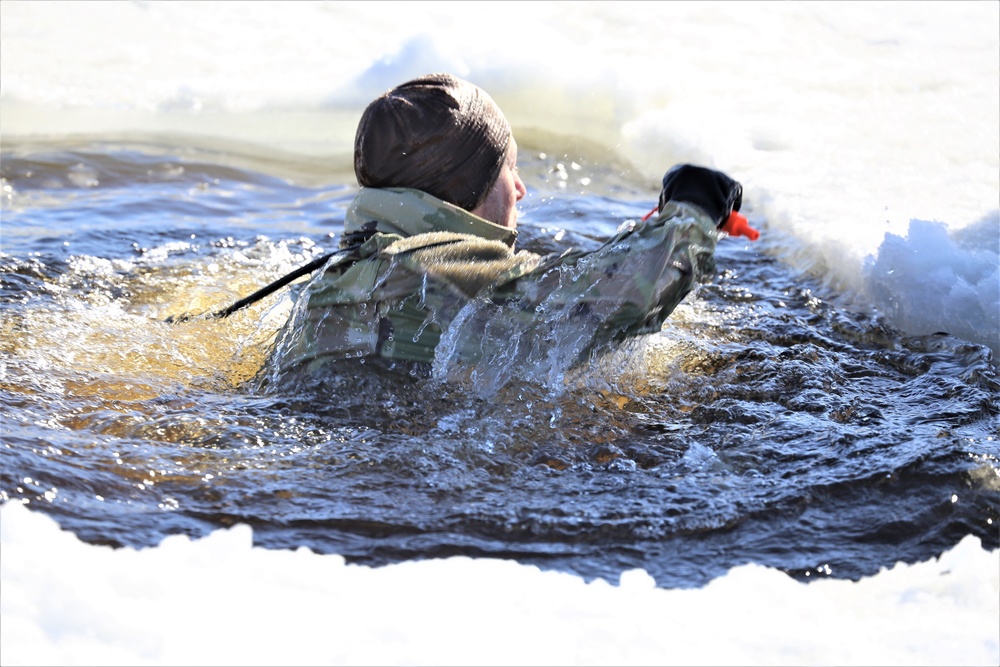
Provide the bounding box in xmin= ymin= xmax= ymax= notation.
xmin=1 ymin=144 xmax=997 ymax=589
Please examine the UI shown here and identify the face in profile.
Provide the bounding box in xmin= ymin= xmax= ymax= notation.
xmin=471 ymin=139 xmax=526 ymax=230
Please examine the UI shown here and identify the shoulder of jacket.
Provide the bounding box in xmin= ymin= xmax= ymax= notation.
xmin=382 ymin=231 xmax=542 ymax=297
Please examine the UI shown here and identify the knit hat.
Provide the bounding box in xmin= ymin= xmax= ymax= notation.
xmin=354 ymin=73 xmax=512 ymax=211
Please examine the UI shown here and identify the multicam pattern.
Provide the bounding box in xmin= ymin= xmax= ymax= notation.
xmin=270 ymin=187 xmax=718 ymax=375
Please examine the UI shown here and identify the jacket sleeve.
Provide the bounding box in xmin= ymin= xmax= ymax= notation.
xmin=488 ymin=200 xmax=719 ymax=350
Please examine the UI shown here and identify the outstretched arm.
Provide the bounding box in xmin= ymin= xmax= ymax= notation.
xmin=489 ymin=165 xmax=744 ymax=350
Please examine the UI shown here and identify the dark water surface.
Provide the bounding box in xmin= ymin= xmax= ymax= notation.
xmin=2 ymin=140 xmax=998 ymax=588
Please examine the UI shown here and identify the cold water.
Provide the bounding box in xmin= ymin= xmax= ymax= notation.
xmin=2 ymin=139 xmax=996 ymax=589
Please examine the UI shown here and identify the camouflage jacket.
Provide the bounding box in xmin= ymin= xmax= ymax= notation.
xmin=270 ymin=187 xmax=718 ymax=375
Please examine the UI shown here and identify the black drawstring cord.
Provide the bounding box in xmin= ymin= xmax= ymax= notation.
xmin=165 ymin=250 xmax=339 ymax=324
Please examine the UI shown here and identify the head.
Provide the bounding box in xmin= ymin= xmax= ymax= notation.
xmin=354 ymin=73 xmax=526 ymax=229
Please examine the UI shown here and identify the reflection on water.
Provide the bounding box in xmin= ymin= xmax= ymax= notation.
xmin=1 ymin=144 xmax=997 ymax=588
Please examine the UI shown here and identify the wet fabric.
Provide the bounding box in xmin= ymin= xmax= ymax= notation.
xmin=268 ymin=187 xmax=719 ymax=376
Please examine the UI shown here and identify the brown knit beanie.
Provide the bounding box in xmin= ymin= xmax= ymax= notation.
xmin=354 ymin=73 xmax=512 ymax=211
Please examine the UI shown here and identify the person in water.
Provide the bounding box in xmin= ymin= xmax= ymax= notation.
xmin=268 ymin=73 xmax=743 ymax=379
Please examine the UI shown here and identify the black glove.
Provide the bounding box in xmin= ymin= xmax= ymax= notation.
xmin=658 ymin=164 xmax=742 ymax=228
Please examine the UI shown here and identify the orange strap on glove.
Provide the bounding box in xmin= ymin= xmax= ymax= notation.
xmin=720 ymin=211 xmax=759 ymax=240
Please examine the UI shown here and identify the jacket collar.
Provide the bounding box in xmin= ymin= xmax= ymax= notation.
xmin=344 ymin=187 xmax=517 ymax=247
